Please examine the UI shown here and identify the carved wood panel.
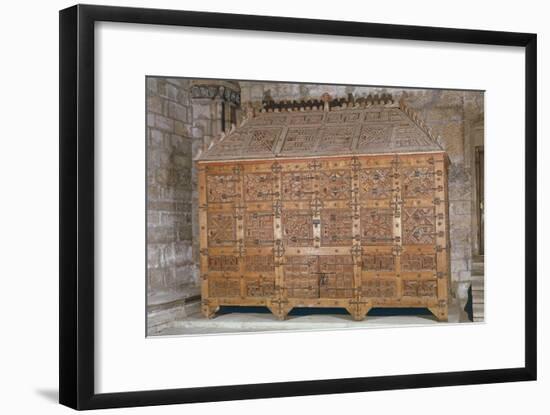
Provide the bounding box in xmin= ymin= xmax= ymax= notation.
xmin=246 ymin=127 xmax=281 ymax=153
xmin=318 ymin=125 xmax=355 ymax=151
xmin=318 ymin=255 xmax=354 ymax=298
xmin=362 ymin=252 xmax=396 ymax=272
xmin=359 ymin=168 xmax=394 ymax=200
xmin=402 ymin=207 xmax=436 ymax=245
xmin=319 ymin=170 xmax=351 ymax=200
xmin=244 ymin=173 xmax=276 ymax=201
xmin=209 ymin=277 xmax=240 ymax=297
xmin=208 ymin=255 xmax=239 ymax=272
xmin=401 ymin=167 xmax=435 ymax=198
xmin=362 ymin=279 xmax=397 ymax=298
xmin=280 ymin=127 xmax=318 ymax=155
xmin=284 ymin=255 xmax=319 ymax=298
xmin=244 ymin=255 xmax=275 ymax=273
xmin=206 ymin=174 xmax=238 ymax=203
xmin=281 ymin=172 xmax=316 ymax=200
xmin=282 ymin=210 xmax=314 ymax=247
xmin=244 ymin=211 xmax=274 ymax=246
xmin=402 ymin=280 xmax=438 ymax=298
xmin=246 ymin=276 xmax=276 ymax=297
xmin=360 ymin=208 xmax=394 ymax=245
xmin=199 ymin=152 xmax=449 ymax=320
xmin=207 ymin=212 xmax=236 ymax=247
xmin=401 ymin=251 xmax=437 ymax=271
xmin=320 ymin=209 xmax=353 ymax=246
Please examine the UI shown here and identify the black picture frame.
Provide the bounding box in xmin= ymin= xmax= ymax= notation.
xmin=59 ymin=4 xmax=537 ymax=410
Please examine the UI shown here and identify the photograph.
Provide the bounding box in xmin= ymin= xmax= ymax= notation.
xmin=146 ymin=78 xmax=485 ymax=336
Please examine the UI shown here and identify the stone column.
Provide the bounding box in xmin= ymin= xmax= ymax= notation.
xmin=146 ymin=77 xmax=195 ymax=296
xmin=188 ymin=81 xmax=242 ymax=277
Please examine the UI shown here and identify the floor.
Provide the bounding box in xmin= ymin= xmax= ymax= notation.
xmin=150 ymin=298 xmax=469 ymax=336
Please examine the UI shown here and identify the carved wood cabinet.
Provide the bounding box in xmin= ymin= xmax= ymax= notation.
xmin=197 ymin=97 xmax=450 ymax=321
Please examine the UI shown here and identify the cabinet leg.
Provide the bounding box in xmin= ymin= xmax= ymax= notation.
xmin=428 ymin=305 xmax=448 ymax=322
xmin=202 ymin=304 xmax=219 ymax=319
xmin=346 ymin=305 xmax=370 ymax=321
xmin=267 ymin=304 xmax=292 ymax=321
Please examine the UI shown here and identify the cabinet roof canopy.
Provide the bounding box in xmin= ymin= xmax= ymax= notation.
xmin=197 ymin=94 xmax=444 ymax=162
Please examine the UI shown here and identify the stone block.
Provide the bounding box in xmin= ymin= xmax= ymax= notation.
xmin=148 ymin=128 xmax=164 ymax=148
xmin=147 ymin=211 xmax=160 ymax=226
xmin=176 ymin=264 xmax=197 ymax=285
xmin=174 ymin=242 xmax=194 ymax=264
xmin=146 ymin=78 xmax=158 ymax=93
xmin=177 ymin=89 xmax=190 ymax=106
xmin=167 ymin=101 xmax=188 ymax=122
xmin=177 ymin=222 xmax=193 ymax=241
xmin=147 ymin=245 xmax=162 ymax=269
xmin=451 ymin=259 xmax=469 ymax=273
xmin=155 ymin=114 xmax=174 ymax=132
xmin=147 ymin=184 xmax=161 ymax=200
xmin=155 ymin=168 xmax=176 ymax=186
xmin=147 ymin=113 xmax=155 ymax=127
xmin=148 ymin=200 xmax=176 ymax=212
xmin=171 ymin=135 xmax=192 ymax=153
xmin=148 ymin=268 xmax=172 ymax=291
xmin=148 ymin=225 xmax=177 ymax=244
xmin=174 ymin=121 xmax=190 ymax=137
xmin=147 ymin=95 xmax=163 ymax=114
xmin=449 ymin=200 xmax=472 ymax=216
xmin=165 ymin=83 xmax=179 ymax=101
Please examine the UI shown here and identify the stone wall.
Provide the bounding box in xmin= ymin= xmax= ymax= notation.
xmin=400 ymin=89 xmax=484 ymax=296
xmin=146 ymin=77 xmax=198 ymax=299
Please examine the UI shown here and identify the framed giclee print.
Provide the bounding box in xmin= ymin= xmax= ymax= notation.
xmin=59 ymin=4 xmax=537 ymax=410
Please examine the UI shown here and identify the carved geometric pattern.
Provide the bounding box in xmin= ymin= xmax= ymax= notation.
xmin=289 ymin=114 xmax=324 ymax=125
xmin=206 ymin=174 xmax=238 ymax=203
xmin=402 ymin=207 xmax=436 ymax=245
xmin=319 ymin=170 xmax=351 ymax=200
xmin=281 ymin=171 xmax=316 ymax=200
xmin=357 ymin=125 xmax=393 ymax=150
xmin=244 ymin=173 xmax=276 ymax=201
xmin=317 ymin=126 xmax=354 ymax=151
xmin=249 ymin=115 xmax=288 ymax=126
xmin=321 ymin=209 xmax=353 ymax=246
xmin=207 ymin=213 xmax=236 ymax=247
xmin=209 ymin=277 xmax=240 ymax=297
xmin=246 ymin=128 xmax=280 ymax=153
xmin=402 ymin=280 xmax=437 ymax=297
xmin=401 ymin=167 xmax=435 ymax=198
xmin=326 ymin=111 xmax=362 ymax=123
xmin=208 ymin=255 xmax=239 ymax=272
xmin=401 ymin=252 xmax=437 ymax=271
xmin=282 ymin=210 xmax=313 ymax=247
xmin=360 ymin=208 xmax=394 ymax=245
xmin=393 ymin=126 xmax=433 ymax=148
xmin=284 ymin=255 xmax=319 ymax=298
xmin=319 ymin=256 xmax=354 ymax=298
xmin=280 ymin=127 xmax=318 ymax=154
xmin=362 ymin=279 xmax=397 ymax=298
xmin=246 ymin=276 xmax=275 ymax=297
xmin=364 ymin=110 xmax=390 ymax=122
xmin=244 ymin=211 xmax=274 ymax=246
xmin=245 ymin=255 xmax=275 ymax=273
xmin=359 ymin=168 xmax=393 ymax=200
xmin=207 ymin=133 xmax=247 ymax=157
xmin=362 ymin=253 xmax=395 ymax=271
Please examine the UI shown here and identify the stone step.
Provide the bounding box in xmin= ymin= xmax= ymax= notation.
xmin=472 ymin=254 xmax=485 ymax=263
xmin=473 ymin=303 xmax=484 ymax=314
xmin=471 ymin=262 xmax=484 ymax=275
